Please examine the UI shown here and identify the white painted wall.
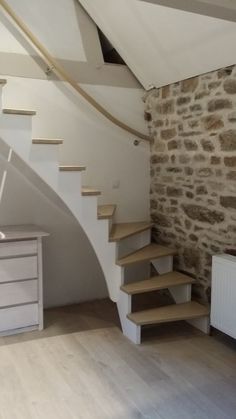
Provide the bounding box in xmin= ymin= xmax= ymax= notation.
xmin=1 ymin=0 xmax=87 ymax=60
xmin=80 ymin=0 xmax=236 ymax=89
xmin=0 ymin=158 xmax=108 ymax=308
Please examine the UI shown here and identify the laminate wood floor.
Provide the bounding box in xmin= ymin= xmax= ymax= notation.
xmin=0 ymin=299 xmax=235 ymax=419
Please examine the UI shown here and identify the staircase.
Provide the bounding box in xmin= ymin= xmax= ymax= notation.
xmin=0 ymin=79 xmax=210 ymax=343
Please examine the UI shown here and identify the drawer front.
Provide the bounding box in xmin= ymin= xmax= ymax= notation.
xmin=0 ymin=240 xmax=37 ymax=258
xmin=0 ymin=256 xmax=38 ymax=283
xmin=0 ymin=303 xmax=39 ymax=332
xmin=0 ymin=280 xmax=38 ymax=307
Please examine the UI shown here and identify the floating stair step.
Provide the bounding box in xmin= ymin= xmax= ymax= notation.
xmin=98 ymin=204 xmax=116 ymax=220
xmin=121 ymin=271 xmax=195 ymax=295
xmin=117 ymin=243 xmax=175 ymax=267
xmin=127 ymin=301 xmax=209 ymax=326
xmin=59 ymin=165 xmax=86 ymax=172
xmin=82 ymin=187 xmax=101 ymax=196
xmin=3 ymin=108 xmax=36 ymax=116
xmin=33 ymin=139 xmax=63 ymax=145
xmin=0 ymin=79 xmax=7 ymax=85
xmin=110 ymin=222 xmax=153 ymax=242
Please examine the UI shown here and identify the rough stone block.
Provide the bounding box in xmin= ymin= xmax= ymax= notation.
xmin=166 ymin=187 xmax=183 ymax=197
xmin=151 ymin=154 xmax=169 ymax=164
xmin=203 ymin=114 xmax=224 ymax=131
xmin=223 ymin=79 xmax=236 ymax=94
xmin=196 ymin=185 xmax=208 ymax=195
xmin=211 ymin=156 xmax=221 ymax=165
xmin=161 ymin=128 xmax=176 ymax=140
xmin=197 ymin=168 xmax=213 ymax=177
xmin=227 ymin=171 xmax=236 ymax=180
xmin=220 ymin=196 xmax=236 ymax=209
xmin=201 ymin=139 xmax=215 ymax=152
xmin=219 ymin=130 xmax=236 ymax=151
xmin=224 ymin=156 xmax=236 ymax=167
xmin=179 ymin=154 xmax=190 ymax=164
xmin=182 ymin=204 xmax=224 ymax=224
xmin=168 ymin=140 xmax=180 ymax=150
xmin=208 ymin=99 xmax=232 ymax=112
xmin=177 ymin=96 xmax=191 ymax=106
xmin=184 ymin=167 xmax=194 ymax=176
xmin=156 ymin=100 xmax=174 ymax=114
xmin=184 ymin=139 xmax=198 ymax=151
xmin=181 ymin=77 xmax=199 ymax=93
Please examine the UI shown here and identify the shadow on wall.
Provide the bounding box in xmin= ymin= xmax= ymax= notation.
xmin=144 ymin=65 xmax=236 ymax=302
xmin=0 ymin=162 xmax=108 ymax=307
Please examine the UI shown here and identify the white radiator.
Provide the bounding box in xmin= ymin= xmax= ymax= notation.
xmin=211 ymin=255 xmax=236 ymax=339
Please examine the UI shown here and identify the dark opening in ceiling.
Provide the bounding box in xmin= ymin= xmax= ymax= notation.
xmin=97 ymin=27 xmax=125 ymax=65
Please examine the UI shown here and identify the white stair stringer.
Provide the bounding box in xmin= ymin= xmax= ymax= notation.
xmin=0 ymin=110 xmax=123 ymax=302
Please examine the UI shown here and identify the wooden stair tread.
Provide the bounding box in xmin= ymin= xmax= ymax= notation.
xmin=59 ymin=165 xmax=86 ymax=172
xmin=82 ymin=187 xmax=101 ymax=196
xmin=127 ymin=302 xmax=209 ymax=326
xmin=0 ymin=79 xmax=7 ymax=85
xmin=109 ymin=222 xmax=153 ymax=242
xmin=117 ymin=243 xmax=176 ymax=267
xmin=33 ymin=139 xmax=63 ymax=145
xmin=3 ymin=108 xmax=36 ymax=116
xmin=98 ymin=204 xmax=116 ymax=220
xmin=121 ymin=271 xmax=195 ymax=295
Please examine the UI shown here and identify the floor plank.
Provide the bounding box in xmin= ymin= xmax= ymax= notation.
xmin=0 ymin=299 xmax=235 ymax=419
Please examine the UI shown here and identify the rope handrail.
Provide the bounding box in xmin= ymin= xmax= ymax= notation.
xmin=0 ymin=0 xmax=151 ymax=143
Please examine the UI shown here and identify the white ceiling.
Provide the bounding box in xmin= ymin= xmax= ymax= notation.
xmin=79 ymin=0 xmax=236 ymax=89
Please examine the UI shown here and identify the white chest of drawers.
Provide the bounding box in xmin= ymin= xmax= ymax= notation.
xmin=0 ymin=225 xmax=49 ymax=336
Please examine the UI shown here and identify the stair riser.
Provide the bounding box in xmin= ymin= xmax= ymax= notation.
xmin=57 ymin=172 xmax=84 ymax=217
xmin=152 ymin=256 xmax=173 ymax=275
xmin=0 ymin=87 xmax=4 ymax=110
xmin=58 ymin=171 xmax=82 ymax=194
xmin=187 ymin=317 xmax=210 ymax=334
xmin=117 ymin=292 xmax=141 ymax=344
xmin=122 ymin=262 xmax=150 ymax=286
xmin=0 ymin=114 xmax=33 ymax=161
xmin=29 ymin=145 xmax=60 ymax=189
xmin=116 ymin=229 xmax=151 ymax=260
xmin=169 ymin=284 xmax=192 ymax=304
xmin=30 ymin=145 xmax=60 ymax=163
xmin=82 ymin=196 xmax=99 ymax=221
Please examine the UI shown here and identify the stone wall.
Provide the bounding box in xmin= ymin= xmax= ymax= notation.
xmin=144 ymin=65 xmax=236 ymax=301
